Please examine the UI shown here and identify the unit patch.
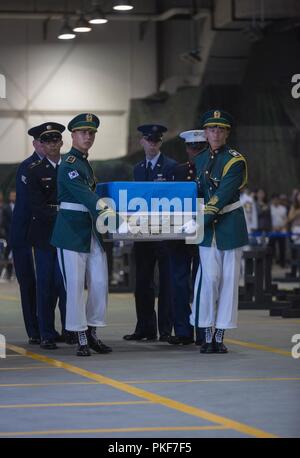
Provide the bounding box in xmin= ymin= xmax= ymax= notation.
xmin=66 ymin=155 xmax=76 ymax=164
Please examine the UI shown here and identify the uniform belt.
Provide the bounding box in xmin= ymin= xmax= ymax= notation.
xmin=60 ymin=202 xmax=89 ymax=212
xmin=219 ymin=200 xmax=242 ymax=214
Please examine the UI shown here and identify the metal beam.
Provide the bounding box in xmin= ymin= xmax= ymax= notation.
xmin=0 ymin=8 xmax=210 ymax=22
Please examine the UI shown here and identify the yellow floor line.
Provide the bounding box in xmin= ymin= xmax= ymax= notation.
xmin=0 ymin=382 xmax=99 ymax=387
xmin=0 ymin=401 xmax=153 ymax=409
xmin=0 ymin=365 xmax=58 ymax=371
xmin=6 ymin=343 xmax=277 ymax=438
xmin=0 ymin=295 xmax=19 ymax=302
xmin=225 ymin=338 xmax=294 ymax=357
xmin=0 ymin=425 xmax=228 ymax=437
xmin=122 ymin=377 xmax=300 ymax=384
xmin=0 ymin=376 xmax=300 ymax=388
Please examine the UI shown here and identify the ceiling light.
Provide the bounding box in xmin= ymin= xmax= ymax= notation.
xmin=113 ymin=1 xmax=134 ymax=11
xmin=73 ymin=14 xmax=92 ymax=32
xmin=58 ymin=20 xmax=76 ymax=40
xmin=89 ymin=8 xmax=108 ymax=24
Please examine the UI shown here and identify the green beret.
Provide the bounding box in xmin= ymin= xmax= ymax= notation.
xmin=68 ymin=113 xmax=100 ymax=132
xmin=201 ymin=110 xmax=233 ymax=129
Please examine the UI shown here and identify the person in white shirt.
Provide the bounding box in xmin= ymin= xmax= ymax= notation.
xmin=269 ymin=194 xmax=288 ymax=268
xmin=240 ymin=188 xmax=258 ymax=235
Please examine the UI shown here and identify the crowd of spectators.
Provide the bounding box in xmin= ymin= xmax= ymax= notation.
xmin=240 ymin=187 xmax=300 ymax=272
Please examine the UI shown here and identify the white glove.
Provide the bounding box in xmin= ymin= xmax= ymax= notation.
xmin=180 ymin=219 xmax=198 ymax=234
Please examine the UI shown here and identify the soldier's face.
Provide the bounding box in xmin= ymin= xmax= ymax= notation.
xmin=72 ymin=129 xmax=96 ymax=153
xmin=140 ymin=137 xmax=162 ymax=158
xmin=205 ymin=126 xmax=230 ymax=150
xmin=9 ymin=191 xmax=16 ymax=203
xmin=42 ymin=139 xmax=63 ymax=159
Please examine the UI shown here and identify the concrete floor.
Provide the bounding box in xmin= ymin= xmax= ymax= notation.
xmin=0 ymin=279 xmax=299 ymax=438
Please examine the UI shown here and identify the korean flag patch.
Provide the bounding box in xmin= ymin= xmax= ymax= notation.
xmin=68 ymin=170 xmax=79 ymax=180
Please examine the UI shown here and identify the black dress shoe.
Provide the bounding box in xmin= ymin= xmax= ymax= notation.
xmin=214 ymin=342 xmax=228 ymax=353
xmin=123 ymin=333 xmax=144 ymax=341
xmin=28 ymin=337 xmax=41 ymax=345
xmin=168 ymin=336 xmax=194 ymax=345
xmin=40 ymin=339 xmax=57 ymax=350
xmin=159 ymin=334 xmax=171 ymax=342
xmin=88 ymin=338 xmax=112 ymax=354
xmin=123 ymin=333 xmax=157 ymax=341
xmin=144 ymin=335 xmax=157 ymax=341
xmin=76 ymin=344 xmax=91 ymax=357
xmin=200 ymin=342 xmax=215 ymax=353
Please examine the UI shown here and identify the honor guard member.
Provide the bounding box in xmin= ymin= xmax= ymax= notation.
xmin=51 ymin=113 xmax=113 ymax=357
xmin=190 ymin=110 xmax=248 ymax=353
xmin=10 ymin=127 xmax=47 ymax=344
xmin=27 ymin=123 xmax=70 ymax=349
xmin=123 ymin=124 xmax=177 ymax=342
xmin=168 ymin=130 xmax=206 ymax=346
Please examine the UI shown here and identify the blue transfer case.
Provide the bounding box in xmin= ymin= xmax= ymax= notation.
xmin=96 ymin=181 xmax=197 ymax=214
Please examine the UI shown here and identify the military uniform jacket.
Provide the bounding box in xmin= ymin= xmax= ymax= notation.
xmin=134 ymin=153 xmax=177 ymax=181
xmin=172 ymin=160 xmax=199 ymax=255
xmin=10 ymin=152 xmax=41 ymax=248
xmin=27 ymin=157 xmax=59 ymax=250
xmin=195 ymin=144 xmax=248 ymax=250
xmin=51 ymin=147 xmax=104 ymax=253
xmin=172 ymin=161 xmax=196 ymax=182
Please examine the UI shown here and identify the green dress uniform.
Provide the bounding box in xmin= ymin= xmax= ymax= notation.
xmin=51 ymin=113 xmax=112 ymax=356
xmin=51 ymin=147 xmax=104 ymax=252
xmin=196 ymin=144 xmax=249 ymax=249
xmin=189 ymin=109 xmax=249 ymax=353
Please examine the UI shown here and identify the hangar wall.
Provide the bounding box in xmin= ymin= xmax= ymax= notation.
xmin=0 ymin=14 xmax=157 ymax=162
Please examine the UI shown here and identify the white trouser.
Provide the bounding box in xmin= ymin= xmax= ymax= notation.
xmin=57 ymin=236 xmax=108 ymax=332
xmin=190 ymin=245 xmax=243 ymax=329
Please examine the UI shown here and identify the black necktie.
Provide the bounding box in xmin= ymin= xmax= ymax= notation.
xmin=145 ymin=161 xmax=152 ymax=181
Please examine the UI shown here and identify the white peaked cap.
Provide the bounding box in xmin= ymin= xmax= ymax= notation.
xmin=179 ymin=130 xmax=206 ymax=143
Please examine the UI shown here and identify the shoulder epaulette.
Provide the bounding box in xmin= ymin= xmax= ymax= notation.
xmin=29 ymin=160 xmax=41 ymax=169
xmin=228 ymin=149 xmax=241 ymax=157
xmin=66 ymin=155 xmax=76 ymax=164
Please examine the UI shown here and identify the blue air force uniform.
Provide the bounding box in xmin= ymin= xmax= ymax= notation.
xmin=27 ymin=122 xmax=66 ymax=348
xmin=189 ymin=110 xmax=249 ymax=353
xmin=123 ymin=124 xmax=177 ymax=341
xmin=10 ymin=152 xmax=41 ymax=341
